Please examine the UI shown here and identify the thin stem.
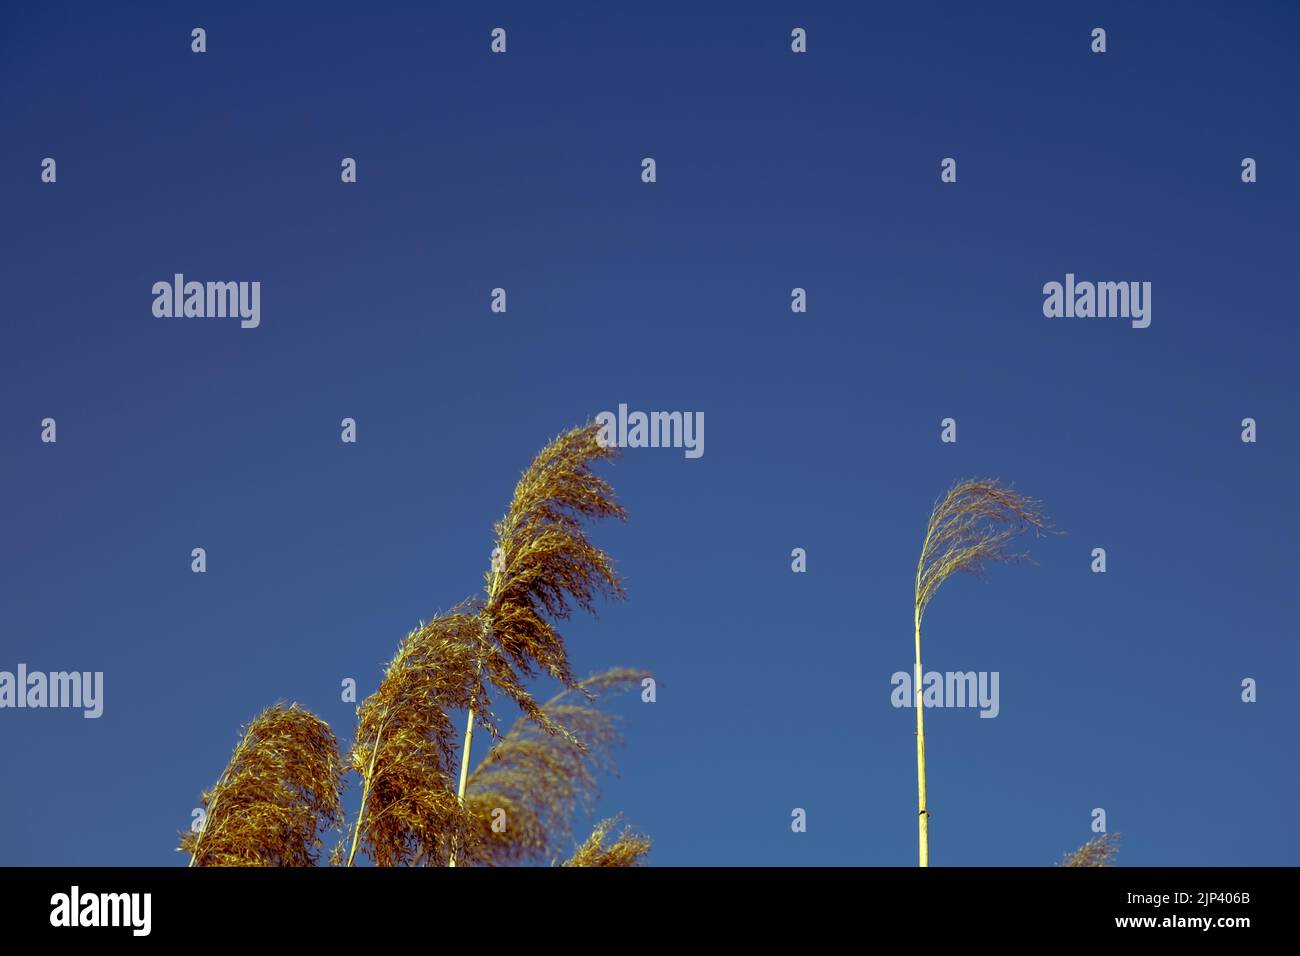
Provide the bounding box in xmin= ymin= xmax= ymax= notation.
xmin=448 ymin=565 xmax=501 ymax=868
xmin=447 ymin=703 xmax=477 ymax=868
xmin=914 ymin=610 xmax=929 ymax=867
xmin=914 ymin=505 xmax=934 ymax=869
xmin=347 ymin=710 xmax=389 ymax=867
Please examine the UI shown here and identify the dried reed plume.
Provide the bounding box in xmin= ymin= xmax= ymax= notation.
xmin=346 ymin=609 xmax=488 ymax=866
xmin=465 ymin=668 xmax=649 ymax=866
xmin=915 ymin=480 xmax=1051 ymax=622
xmin=562 ymin=817 xmax=652 ymax=867
xmin=911 ymin=479 xmax=1051 ymax=867
xmin=480 ymin=422 xmax=626 ymax=735
xmin=449 ymin=423 xmax=627 ymax=864
xmin=1059 ymin=832 xmax=1121 ymax=867
xmin=181 ymin=704 xmax=343 ymax=867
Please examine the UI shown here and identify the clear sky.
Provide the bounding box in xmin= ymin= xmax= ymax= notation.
xmin=1 ymin=1 xmax=1297 ymax=866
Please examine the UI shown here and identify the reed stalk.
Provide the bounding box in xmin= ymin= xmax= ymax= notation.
xmin=911 ymin=479 xmax=1051 ymax=866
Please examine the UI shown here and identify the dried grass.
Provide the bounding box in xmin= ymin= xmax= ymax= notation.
xmin=181 ymin=704 xmax=343 ymax=867
xmin=915 ymin=478 xmax=1052 ymax=622
xmin=911 ymin=478 xmax=1053 ymax=866
xmin=1059 ymin=832 xmax=1121 ymax=867
xmin=562 ymin=817 xmax=651 ymax=867
xmin=182 ymin=423 xmax=641 ymax=868
xmin=465 ymin=668 xmax=648 ymax=865
xmin=346 ymin=609 xmax=486 ymax=866
xmin=481 ymin=423 xmax=626 ymax=741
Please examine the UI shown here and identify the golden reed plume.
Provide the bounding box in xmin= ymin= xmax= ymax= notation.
xmin=562 ymin=817 xmax=652 ymax=867
xmin=345 ymin=609 xmax=487 ymax=866
xmin=480 ymin=422 xmax=627 ymax=733
xmin=449 ymin=423 xmax=627 ymax=865
xmin=1059 ymin=832 xmax=1121 ymax=867
xmin=181 ymin=704 xmax=343 ymax=867
xmin=915 ymin=479 xmax=1051 ymax=619
xmin=911 ymin=479 xmax=1052 ymax=867
xmin=465 ymin=668 xmax=650 ymax=866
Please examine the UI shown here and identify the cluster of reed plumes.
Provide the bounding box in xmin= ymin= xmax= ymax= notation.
xmin=182 ymin=423 xmax=651 ymax=867
xmin=183 ymin=452 xmax=1116 ymax=868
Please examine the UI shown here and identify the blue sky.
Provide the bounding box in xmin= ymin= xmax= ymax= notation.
xmin=1 ymin=1 xmax=1297 ymax=866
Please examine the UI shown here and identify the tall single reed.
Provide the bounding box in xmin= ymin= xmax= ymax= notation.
xmin=912 ymin=479 xmax=1050 ymax=866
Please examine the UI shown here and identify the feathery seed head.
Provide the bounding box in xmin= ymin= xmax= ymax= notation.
xmin=348 ymin=609 xmax=485 ymax=866
xmin=181 ymin=704 xmax=343 ymax=867
xmin=482 ymin=423 xmax=627 ymax=737
xmin=914 ymin=478 xmax=1052 ymax=624
xmin=562 ymin=816 xmax=652 ymax=867
xmin=465 ymin=668 xmax=649 ymax=865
